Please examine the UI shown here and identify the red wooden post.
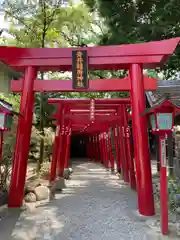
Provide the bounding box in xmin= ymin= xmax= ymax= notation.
xmin=101 ymin=134 xmax=105 ymax=165
xmin=121 ymin=106 xmax=129 ymax=183
xmin=91 ymin=136 xmax=94 ymax=160
xmin=86 ymin=137 xmax=90 ymax=158
xmin=126 ymin=127 xmax=136 ymax=189
xmin=101 ymin=133 xmax=106 ymax=167
xmin=89 ymin=136 xmax=92 ymax=160
xmin=66 ymin=128 xmax=72 ymax=168
xmin=94 ymin=135 xmax=98 ymax=161
xmin=99 ymin=134 xmax=104 ymax=164
xmin=106 ymin=131 xmax=110 ymax=165
xmin=85 ymin=137 xmax=88 ymax=158
xmin=103 ymin=132 xmax=109 ymax=169
xmin=159 ymin=133 xmax=168 ymax=235
xmin=123 ymin=106 xmax=136 ymax=189
xmin=97 ymin=134 xmax=101 ymax=162
xmin=117 ymin=113 xmax=129 ymax=183
xmin=0 ymin=131 xmax=3 ymax=160
xmin=92 ymin=135 xmax=96 ymax=160
xmin=49 ymin=105 xmax=62 ymax=183
xmin=57 ymin=107 xmax=69 ymax=177
xmin=129 ymin=64 xmax=155 ymax=216
xmin=64 ymin=124 xmax=72 ymax=169
xmin=94 ymin=136 xmax=96 ymax=160
xmin=96 ymin=135 xmax=100 ymax=161
xmin=108 ymin=129 xmax=114 ymax=171
xmin=117 ymin=124 xmax=125 ymax=175
xmin=8 ymin=66 xmax=36 ymax=207
xmin=94 ymin=135 xmax=97 ymax=161
xmin=113 ymin=127 xmax=121 ymax=173
xmin=95 ymin=135 xmax=99 ymax=161
xmin=57 ymin=124 xmax=65 ymax=177
xmin=49 ymin=124 xmax=60 ymax=183
xmin=98 ymin=134 xmax=101 ymax=162
xmin=88 ymin=136 xmax=92 ymax=159
xmin=63 ymin=128 xmax=68 ymax=169
xmin=89 ymin=135 xmax=92 ymax=159
xmin=116 ymin=125 xmax=122 ymax=171
xmin=97 ymin=134 xmax=100 ymax=162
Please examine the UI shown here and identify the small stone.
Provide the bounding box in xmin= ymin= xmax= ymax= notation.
xmin=155 ymin=184 xmax=160 ymax=192
xmin=153 ymin=185 xmax=157 ymax=194
xmin=23 ymin=202 xmax=36 ymax=212
xmin=176 ymin=207 xmax=180 ymax=214
xmin=25 ymin=180 xmax=41 ymax=194
xmin=52 ymin=177 xmax=66 ymax=192
xmin=152 ymin=173 xmax=160 ymax=178
xmin=64 ymin=168 xmax=70 ymax=179
xmin=34 ymin=186 xmax=50 ymax=201
xmin=176 ymin=222 xmax=180 ymax=236
xmin=68 ymin=168 xmax=73 ymax=174
xmin=24 ymin=192 xmax=37 ymax=202
xmin=175 ymin=194 xmax=180 ymax=205
xmin=0 ymin=191 xmax=8 ymax=206
xmin=20 ymin=200 xmax=28 ymax=210
xmin=152 ymin=178 xmax=159 ymax=184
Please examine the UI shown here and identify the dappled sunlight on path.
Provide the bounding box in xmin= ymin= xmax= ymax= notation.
xmin=0 ymin=161 xmax=178 ymax=240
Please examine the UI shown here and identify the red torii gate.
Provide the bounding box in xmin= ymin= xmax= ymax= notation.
xmin=2 ymin=37 xmax=179 ymax=217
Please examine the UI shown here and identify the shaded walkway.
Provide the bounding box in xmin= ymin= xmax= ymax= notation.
xmin=0 ymin=161 xmax=176 ymax=239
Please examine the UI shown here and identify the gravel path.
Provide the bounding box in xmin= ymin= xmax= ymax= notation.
xmin=0 ymin=161 xmax=177 ymax=240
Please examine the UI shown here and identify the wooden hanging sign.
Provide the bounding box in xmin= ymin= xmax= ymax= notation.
xmin=72 ymin=50 xmax=88 ymax=89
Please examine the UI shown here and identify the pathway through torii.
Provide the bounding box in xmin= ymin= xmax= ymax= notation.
xmin=1 ymin=161 xmax=178 ymax=240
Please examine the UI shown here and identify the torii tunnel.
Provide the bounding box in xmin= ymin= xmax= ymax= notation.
xmin=0 ymin=37 xmax=179 ymax=217
xmin=48 ymin=98 xmax=133 ymax=185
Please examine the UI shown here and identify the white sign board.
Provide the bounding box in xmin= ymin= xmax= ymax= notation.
xmin=0 ymin=113 xmax=5 ymax=129
xmin=161 ymin=139 xmax=166 ymax=167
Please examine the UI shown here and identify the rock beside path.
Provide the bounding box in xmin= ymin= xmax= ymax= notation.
xmin=51 ymin=177 xmax=66 ymax=192
xmin=25 ymin=179 xmax=41 ymax=194
xmin=24 ymin=192 xmax=37 ymax=203
xmin=64 ymin=168 xmax=70 ymax=179
xmin=0 ymin=191 xmax=8 ymax=206
xmin=9 ymin=161 xmax=180 ymax=239
xmin=34 ymin=186 xmax=50 ymax=201
xmin=68 ymin=167 xmax=73 ymax=174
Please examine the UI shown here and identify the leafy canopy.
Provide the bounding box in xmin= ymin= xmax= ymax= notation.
xmin=84 ymin=0 xmax=180 ymax=78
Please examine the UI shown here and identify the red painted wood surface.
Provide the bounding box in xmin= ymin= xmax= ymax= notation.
xmin=0 ymin=38 xmax=179 ymax=71
xmin=11 ymin=77 xmax=157 ymax=92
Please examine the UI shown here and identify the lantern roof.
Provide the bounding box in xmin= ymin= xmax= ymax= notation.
xmin=147 ymin=79 xmax=180 ymax=107
xmin=141 ymin=96 xmax=180 ymax=116
xmin=0 ymin=98 xmax=21 ymax=116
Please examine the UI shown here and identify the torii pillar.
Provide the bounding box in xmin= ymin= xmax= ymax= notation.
xmin=8 ymin=67 xmax=36 ymax=207
xmin=129 ymin=64 xmax=154 ymax=216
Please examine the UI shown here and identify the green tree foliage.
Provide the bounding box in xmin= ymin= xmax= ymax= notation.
xmin=84 ymin=0 xmax=180 ymax=78
xmin=3 ymin=0 xmax=106 ymax=171
xmin=4 ymin=0 xmax=95 ymax=47
xmin=0 ymin=0 xmax=133 ymax=173
xmin=0 ymin=93 xmax=20 ymax=112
